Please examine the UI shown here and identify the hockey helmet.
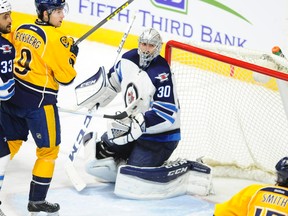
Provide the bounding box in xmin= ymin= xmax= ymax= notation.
xmin=275 ymin=156 xmax=288 ymax=187
xmin=138 ymin=28 xmax=163 ymax=69
xmin=0 ymin=0 xmax=11 ymax=14
xmin=35 ymin=0 xmax=67 ymax=18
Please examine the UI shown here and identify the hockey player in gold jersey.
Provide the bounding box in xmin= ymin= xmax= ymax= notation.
xmin=214 ymin=156 xmax=288 ymax=216
xmin=0 ymin=0 xmax=78 ymax=214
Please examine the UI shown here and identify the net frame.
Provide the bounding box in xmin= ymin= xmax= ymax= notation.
xmin=165 ymin=40 xmax=288 ymax=183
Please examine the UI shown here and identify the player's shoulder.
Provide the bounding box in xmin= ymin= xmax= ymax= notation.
xmin=122 ymin=48 xmax=138 ymax=59
xmin=0 ymin=34 xmax=13 ymax=46
xmin=257 ymin=184 xmax=288 ymax=194
xmin=149 ymin=55 xmax=170 ymax=72
xmin=242 ymin=183 xmax=278 ymax=193
xmin=121 ymin=49 xmax=139 ymax=66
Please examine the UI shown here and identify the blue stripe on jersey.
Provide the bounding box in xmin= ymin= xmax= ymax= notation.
xmin=259 ymin=186 xmax=288 ymax=196
xmin=0 ymin=79 xmax=15 ymax=90
xmin=153 ymin=103 xmax=174 ymax=116
xmin=154 ymin=101 xmax=178 ymax=112
xmin=16 ymin=24 xmax=47 ymax=44
xmin=141 ymin=129 xmax=181 ymax=142
xmin=112 ymin=61 xmax=123 ymax=83
xmin=154 ymin=109 xmax=175 ymax=124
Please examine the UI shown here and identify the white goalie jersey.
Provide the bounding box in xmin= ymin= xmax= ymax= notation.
xmin=107 ymin=48 xmax=181 ymax=142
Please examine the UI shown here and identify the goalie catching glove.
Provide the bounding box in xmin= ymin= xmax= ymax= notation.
xmin=107 ymin=113 xmax=145 ymax=145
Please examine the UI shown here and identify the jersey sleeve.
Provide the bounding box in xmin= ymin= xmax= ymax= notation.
xmin=144 ymin=60 xmax=180 ymax=134
xmin=107 ymin=60 xmax=122 ymax=93
xmin=43 ymin=31 xmax=77 ymax=85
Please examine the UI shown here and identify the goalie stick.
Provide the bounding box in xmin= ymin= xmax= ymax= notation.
xmin=65 ymin=15 xmax=138 ymax=191
xmin=64 ymin=113 xmax=93 ymax=191
xmin=74 ymin=0 xmax=135 ymax=46
xmin=59 ymin=106 xmax=132 ymax=119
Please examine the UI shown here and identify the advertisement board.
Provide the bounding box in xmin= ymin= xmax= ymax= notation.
xmin=9 ymin=0 xmax=288 ymax=54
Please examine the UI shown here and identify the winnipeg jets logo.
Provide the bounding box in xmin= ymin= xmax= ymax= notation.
xmin=156 ymin=73 xmax=169 ymax=82
xmin=124 ymin=83 xmax=138 ymax=107
xmin=0 ymin=45 xmax=12 ymax=54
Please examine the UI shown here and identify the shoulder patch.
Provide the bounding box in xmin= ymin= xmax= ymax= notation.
xmin=156 ymin=72 xmax=169 ymax=82
xmin=0 ymin=44 xmax=13 ymax=54
xmin=60 ymin=36 xmax=69 ymax=48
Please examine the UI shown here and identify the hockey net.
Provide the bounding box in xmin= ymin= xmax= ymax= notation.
xmin=165 ymin=40 xmax=288 ymax=183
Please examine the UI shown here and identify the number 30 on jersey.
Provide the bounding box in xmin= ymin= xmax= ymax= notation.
xmin=157 ymin=85 xmax=171 ymax=98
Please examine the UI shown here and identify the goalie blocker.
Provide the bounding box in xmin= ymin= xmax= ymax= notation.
xmin=114 ymin=159 xmax=213 ymax=199
xmin=75 ymin=66 xmax=117 ymax=110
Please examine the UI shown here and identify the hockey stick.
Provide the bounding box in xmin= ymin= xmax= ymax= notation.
xmin=59 ymin=106 xmax=131 ymax=119
xmin=74 ymin=0 xmax=135 ymax=46
xmin=64 ymin=98 xmax=140 ymax=191
xmin=65 ymin=16 xmax=138 ymax=191
xmin=113 ymin=12 xmax=137 ymax=67
xmin=65 ymin=114 xmax=93 ymax=191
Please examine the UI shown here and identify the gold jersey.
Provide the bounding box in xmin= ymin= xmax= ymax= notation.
xmin=7 ymin=20 xmax=77 ymax=108
xmin=214 ymin=184 xmax=288 ymax=216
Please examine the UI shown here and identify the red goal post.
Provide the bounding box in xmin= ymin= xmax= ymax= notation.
xmin=165 ymin=40 xmax=288 ymax=183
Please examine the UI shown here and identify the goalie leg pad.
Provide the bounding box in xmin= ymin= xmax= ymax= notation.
xmin=84 ymin=132 xmax=117 ymax=182
xmin=114 ymin=159 xmax=213 ymax=199
xmin=187 ymin=161 xmax=214 ymax=196
xmin=85 ymin=157 xmax=117 ymax=182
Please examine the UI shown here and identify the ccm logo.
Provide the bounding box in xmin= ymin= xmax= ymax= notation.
xmin=80 ymin=80 xmax=96 ymax=87
xmin=167 ymin=167 xmax=188 ymax=176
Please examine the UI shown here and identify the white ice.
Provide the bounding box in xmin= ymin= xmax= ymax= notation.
xmin=0 ymin=40 xmax=261 ymax=216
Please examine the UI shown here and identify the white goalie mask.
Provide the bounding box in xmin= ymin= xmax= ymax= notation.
xmin=138 ymin=28 xmax=163 ymax=69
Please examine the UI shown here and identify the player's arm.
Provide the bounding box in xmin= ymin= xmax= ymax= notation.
xmin=144 ymin=66 xmax=179 ymax=134
xmin=46 ymin=34 xmax=77 ymax=85
xmin=107 ymin=60 xmax=122 ymax=93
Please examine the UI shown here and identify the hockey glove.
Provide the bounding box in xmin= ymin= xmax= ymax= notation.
xmin=107 ymin=113 xmax=145 ymax=145
xmin=68 ymin=37 xmax=79 ymax=66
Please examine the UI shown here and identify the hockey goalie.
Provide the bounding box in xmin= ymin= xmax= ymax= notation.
xmin=76 ymin=28 xmax=213 ymax=199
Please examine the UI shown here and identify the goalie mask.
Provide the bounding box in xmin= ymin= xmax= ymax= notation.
xmin=275 ymin=156 xmax=288 ymax=187
xmin=138 ymin=28 xmax=163 ymax=69
xmin=35 ymin=0 xmax=68 ymax=19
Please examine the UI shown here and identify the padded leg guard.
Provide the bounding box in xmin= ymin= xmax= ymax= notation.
xmin=186 ymin=161 xmax=214 ymax=196
xmin=85 ymin=157 xmax=117 ymax=182
xmin=114 ymin=159 xmax=213 ymax=199
xmin=84 ymin=132 xmax=117 ymax=182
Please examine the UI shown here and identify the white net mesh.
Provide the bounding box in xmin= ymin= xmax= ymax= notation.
xmin=166 ymin=41 xmax=288 ymax=183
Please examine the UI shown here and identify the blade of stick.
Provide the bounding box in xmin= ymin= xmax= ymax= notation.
xmin=65 ymin=162 xmax=86 ymax=191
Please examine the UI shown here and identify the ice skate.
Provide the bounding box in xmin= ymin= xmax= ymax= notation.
xmin=28 ymin=200 xmax=60 ymax=216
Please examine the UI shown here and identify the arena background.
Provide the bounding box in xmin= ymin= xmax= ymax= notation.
xmin=8 ymin=0 xmax=288 ymax=55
